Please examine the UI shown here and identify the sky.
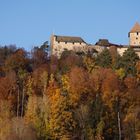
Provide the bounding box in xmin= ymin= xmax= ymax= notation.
xmin=0 ymin=0 xmax=140 ymax=50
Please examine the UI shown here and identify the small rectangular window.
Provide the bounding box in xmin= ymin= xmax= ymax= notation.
xmin=137 ymin=32 xmax=139 ymax=35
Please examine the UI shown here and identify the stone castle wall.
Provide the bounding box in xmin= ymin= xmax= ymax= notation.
xmin=130 ymin=32 xmax=140 ymax=46
xmin=51 ymin=35 xmax=87 ymax=58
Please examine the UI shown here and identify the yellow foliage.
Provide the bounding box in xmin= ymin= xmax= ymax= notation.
xmin=61 ymin=75 xmax=70 ymax=92
xmin=25 ymin=95 xmax=47 ymax=139
xmin=47 ymin=83 xmax=76 ymax=139
xmin=0 ymin=100 xmax=12 ymax=140
xmin=115 ymin=68 xmax=125 ymax=79
xmin=83 ymin=56 xmax=96 ymax=73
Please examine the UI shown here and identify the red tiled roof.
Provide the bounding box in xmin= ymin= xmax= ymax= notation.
xmin=130 ymin=22 xmax=140 ymax=33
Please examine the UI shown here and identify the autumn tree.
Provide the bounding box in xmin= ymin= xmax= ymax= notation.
xmin=4 ymin=48 xmax=29 ymax=73
xmin=59 ymin=50 xmax=83 ymax=74
xmin=0 ymin=71 xmax=17 ymax=112
xmin=83 ymin=55 xmax=97 ymax=73
xmin=46 ymin=74 xmax=76 ymax=139
xmin=25 ymin=95 xmax=47 ymax=140
xmin=0 ymin=45 xmax=16 ymax=66
xmin=0 ymin=45 xmax=17 ymax=76
xmin=68 ymin=66 xmax=91 ymax=105
xmin=122 ymin=75 xmax=140 ymax=140
xmin=5 ymin=118 xmax=37 ymax=140
xmin=136 ymin=60 xmax=140 ymax=81
xmin=31 ymin=46 xmax=48 ymax=69
xmin=101 ymin=69 xmax=122 ymax=140
xmin=0 ymin=100 xmax=13 ymax=140
xmin=31 ymin=65 xmax=48 ymax=95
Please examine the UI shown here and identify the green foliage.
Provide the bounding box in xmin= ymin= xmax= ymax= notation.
xmin=96 ymin=49 xmax=112 ymax=68
xmin=121 ymin=47 xmax=139 ymax=76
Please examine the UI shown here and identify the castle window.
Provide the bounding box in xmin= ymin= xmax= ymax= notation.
xmin=64 ymin=48 xmax=68 ymax=51
xmin=65 ymin=42 xmax=67 ymax=44
xmin=137 ymin=32 xmax=139 ymax=35
xmin=136 ymin=37 xmax=138 ymax=40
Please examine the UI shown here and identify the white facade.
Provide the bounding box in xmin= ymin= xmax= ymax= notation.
xmin=117 ymin=47 xmax=128 ymax=56
xmin=129 ymin=32 xmax=140 ymax=46
xmin=93 ymin=45 xmax=105 ymax=53
xmin=51 ymin=35 xmax=87 ymax=58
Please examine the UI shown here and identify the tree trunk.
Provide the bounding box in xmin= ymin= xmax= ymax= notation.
xmin=17 ymin=86 xmax=20 ymax=118
xmin=118 ymin=111 xmax=121 ymax=140
xmin=21 ymin=84 xmax=25 ymax=117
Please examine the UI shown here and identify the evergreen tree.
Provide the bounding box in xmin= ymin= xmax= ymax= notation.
xmin=96 ymin=49 xmax=112 ymax=68
xmin=121 ymin=47 xmax=139 ymax=76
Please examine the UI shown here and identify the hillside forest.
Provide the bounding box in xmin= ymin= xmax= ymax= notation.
xmin=0 ymin=44 xmax=140 ymax=140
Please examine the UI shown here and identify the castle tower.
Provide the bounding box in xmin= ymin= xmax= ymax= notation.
xmin=129 ymin=22 xmax=140 ymax=46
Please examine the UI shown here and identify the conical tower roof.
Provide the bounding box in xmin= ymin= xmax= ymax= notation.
xmin=130 ymin=22 xmax=140 ymax=33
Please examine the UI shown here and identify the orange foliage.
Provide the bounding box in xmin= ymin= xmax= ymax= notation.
xmin=124 ymin=76 xmax=137 ymax=89
xmin=68 ymin=66 xmax=90 ymax=104
xmin=0 ymin=71 xmax=17 ymax=106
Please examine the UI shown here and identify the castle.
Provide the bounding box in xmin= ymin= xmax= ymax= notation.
xmin=129 ymin=22 xmax=140 ymax=46
xmin=50 ymin=22 xmax=140 ymax=58
xmin=50 ymin=35 xmax=87 ymax=58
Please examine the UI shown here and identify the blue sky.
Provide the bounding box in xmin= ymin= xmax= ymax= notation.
xmin=0 ymin=0 xmax=140 ymax=50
